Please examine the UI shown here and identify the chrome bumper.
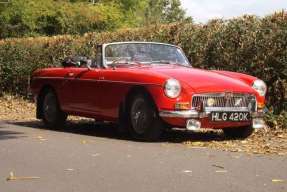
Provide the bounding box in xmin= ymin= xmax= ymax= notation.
xmin=159 ymin=110 xmax=200 ymax=118
xmin=159 ymin=108 xmax=264 ymax=119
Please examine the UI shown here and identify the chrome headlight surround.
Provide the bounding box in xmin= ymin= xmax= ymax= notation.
xmin=164 ymin=79 xmax=181 ymax=98
xmin=252 ymin=79 xmax=267 ymax=96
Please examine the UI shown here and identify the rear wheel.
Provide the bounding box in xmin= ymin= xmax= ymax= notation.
xmin=42 ymin=91 xmax=67 ymax=128
xmin=128 ymin=94 xmax=164 ymax=141
xmin=223 ymin=126 xmax=254 ymax=138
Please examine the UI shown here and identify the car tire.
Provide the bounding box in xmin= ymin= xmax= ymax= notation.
xmin=128 ymin=93 xmax=164 ymax=141
xmin=223 ymin=126 xmax=254 ymax=138
xmin=42 ymin=90 xmax=67 ymax=129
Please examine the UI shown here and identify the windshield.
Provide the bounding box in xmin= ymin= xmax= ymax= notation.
xmin=104 ymin=43 xmax=190 ymax=66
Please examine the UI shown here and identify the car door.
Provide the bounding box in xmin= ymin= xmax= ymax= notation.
xmin=59 ymin=67 xmax=101 ymax=116
xmin=72 ymin=68 xmax=101 ymax=115
xmin=59 ymin=67 xmax=88 ymax=111
xmin=96 ymin=68 xmax=132 ymax=120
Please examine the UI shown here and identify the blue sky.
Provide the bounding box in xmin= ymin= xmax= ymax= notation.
xmin=181 ymin=0 xmax=287 ymax=23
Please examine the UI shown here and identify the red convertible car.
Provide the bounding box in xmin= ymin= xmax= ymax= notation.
xmin=30 ymin=42 xmax=267 ymax=141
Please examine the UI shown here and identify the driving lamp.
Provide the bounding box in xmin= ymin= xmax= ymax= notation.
xmin=207 ymin=98 xmax=216 ymax=107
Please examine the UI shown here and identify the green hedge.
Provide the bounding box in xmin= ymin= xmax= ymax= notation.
xmin=0 ymin=11 xmax=286 ymax=114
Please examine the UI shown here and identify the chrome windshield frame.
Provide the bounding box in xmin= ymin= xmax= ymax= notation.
xmin=102 ymin=41 xmax=190 ymax=68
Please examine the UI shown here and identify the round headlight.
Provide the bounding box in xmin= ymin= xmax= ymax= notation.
xmin=164 ymin=79 xmax=181 ymax=98
xmin=252 ymin=79 xmax=267 ymax=96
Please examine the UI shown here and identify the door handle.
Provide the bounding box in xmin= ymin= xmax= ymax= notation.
xmin=67 ymin=72 xmax=75 ymax=77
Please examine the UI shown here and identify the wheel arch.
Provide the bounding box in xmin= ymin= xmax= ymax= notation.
xmin=118 ymin=85 xmax=159 ymax=124
xmin=36 ymin=84 xmax=57 ymax=119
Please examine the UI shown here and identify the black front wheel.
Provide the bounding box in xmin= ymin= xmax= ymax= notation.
xmin=128 ymin=94 xmax=164 ymax=141
xmin=42 ymin=91 xmax=67 ymax=128
xmin=223 ymin=126 xmax=254 ymax=138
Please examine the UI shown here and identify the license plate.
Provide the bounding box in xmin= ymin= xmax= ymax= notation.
xmin=210 ymin=112 xmax=250 ymax=122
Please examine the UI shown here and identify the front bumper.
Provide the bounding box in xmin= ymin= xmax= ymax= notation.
xmin=159 ymin=108 xmax=265 ymax=130
xmin=159 ymin=108 xmax=264 ymax=119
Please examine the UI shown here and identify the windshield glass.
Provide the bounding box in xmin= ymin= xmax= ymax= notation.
xmin=104 ymin=43 xmax=190 ymax=66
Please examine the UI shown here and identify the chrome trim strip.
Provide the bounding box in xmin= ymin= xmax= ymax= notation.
xmin=159 ymin=107 xmax=258 ymax=119
xmin=192 ymin=93 xmax=254 ymax=97
xmin=159 ymin=110 xmax=199 ymax=118
xmin=102 ymin=42 xmax=190 ymax=68
xmin=103 ymin=41 xmax=179 ymax=48
xmin=34 ymin=77 xmax=161 ymax=87
xmin=204 ymin=107 xmax=250 ymax=112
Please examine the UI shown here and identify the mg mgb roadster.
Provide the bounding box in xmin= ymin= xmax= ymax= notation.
xmin=30 ymin=42 xmax=267 ymax=141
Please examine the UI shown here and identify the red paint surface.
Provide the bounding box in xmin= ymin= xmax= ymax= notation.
xmin=30 ymin=64 xmax=265 ymax=128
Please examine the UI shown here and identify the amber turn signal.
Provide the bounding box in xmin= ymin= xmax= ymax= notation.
xmin=257 ymin=102 xmax=265 ymax=109
xmin=175 ymin=102 xmax=191 ymax=110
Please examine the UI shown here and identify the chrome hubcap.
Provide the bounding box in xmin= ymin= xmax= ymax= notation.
xmin=131 ymin=99 xmax=150 ymax=134
xmin=43 ymin=93 xmax=57 ymax=123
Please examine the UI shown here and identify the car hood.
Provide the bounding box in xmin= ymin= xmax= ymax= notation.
xmin=147 ymin=65 xmax=255 ymax=93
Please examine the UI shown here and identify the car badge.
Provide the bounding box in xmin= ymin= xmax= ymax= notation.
xmin=224 ymin=92 xmax=233 ymax=100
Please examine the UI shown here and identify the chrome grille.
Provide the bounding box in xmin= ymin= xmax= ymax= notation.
xmin=192 ymin=93 xmax=256 ymax=110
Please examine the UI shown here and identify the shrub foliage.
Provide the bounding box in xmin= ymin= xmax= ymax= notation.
xmin=0 ymin=0 xmax=189 ymax=38
xmin=0 ymin=11 xmax=286 ymax=114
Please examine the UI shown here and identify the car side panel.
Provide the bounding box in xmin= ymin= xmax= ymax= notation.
xmin=31 ymin=68 xmax=90 ymax=113
xmin=96 ymin=69 xmax=154 ymax=121
xmin=31 ymin=68 xmax=69 ymax=110
xmin=31 ymin=67 xmax=175 ymax=121
xmin=94 ymin=69 xmax=191 ymax=121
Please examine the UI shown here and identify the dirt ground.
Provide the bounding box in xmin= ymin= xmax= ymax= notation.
xmin=0 ymin=95 xmax=286 ymax=156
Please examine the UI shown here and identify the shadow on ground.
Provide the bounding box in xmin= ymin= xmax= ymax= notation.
xmin=0 ymin=123 xmax=26 ymax=140
xmin=8 ymin=120 xmax=234 ymax=143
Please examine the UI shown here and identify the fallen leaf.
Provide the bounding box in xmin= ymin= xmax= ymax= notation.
xmin=215 ymin=170 xmax=228 ymax=173
xmin=212 ymin=164 xmax=225 ymax=169
xmin=272 ymin=179 xmax=284 ymax=183
xmin=81 ymin=140 xmax=87 ymax=144
xmin=241 ymin=141 xmax=248 ymax=144
xmin=35 ymin=135 xmax=47 ymax=141
xmin=192 ymin=142 xmax=205 ymax=147
xmin=191 ymin=147 xmax=207 ymax=150
xmin=65 ymin=168 xmax=74 ymax=171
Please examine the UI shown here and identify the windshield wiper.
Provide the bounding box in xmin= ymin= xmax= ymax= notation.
xmin=151 ymin=60 xmax=192 ymax=68
xmin=109 ymin=58 xmax=129 ymax=69
xmin=152 ymin=60 xmax=172 ymax=64
xmin=109 ymin=58 xmax=145 ymax=69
